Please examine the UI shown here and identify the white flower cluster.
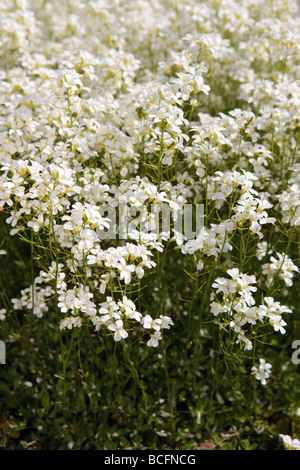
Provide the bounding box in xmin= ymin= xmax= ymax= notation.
xmin=262 ymin=253 xmax=300 ymax=287
xmin=60 ymin=291 xmax=173 ymax=348
xmin=210 ymin=268 xmax=292 ymax=350
xmin=277 ymin=184 xmax=300 ymax=227
xmin=11 ymin=284 xmax=54 ymax=319
xmin=0 ymin=0 xmax=299 ymax=356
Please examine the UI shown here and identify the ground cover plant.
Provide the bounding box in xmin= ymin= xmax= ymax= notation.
xmin=1 ymin=0 xmax=300 ymax=451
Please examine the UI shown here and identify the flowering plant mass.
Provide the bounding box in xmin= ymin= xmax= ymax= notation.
xmin=0 ymin=0 xmax=300 ymax=451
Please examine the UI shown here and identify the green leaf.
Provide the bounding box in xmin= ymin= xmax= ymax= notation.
xmin=40 ymin=389 xmax=51 ymax=410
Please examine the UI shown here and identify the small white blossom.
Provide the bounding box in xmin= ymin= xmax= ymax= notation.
xmin=252 ymin=359 xmax=272 ymax=385
xmin=108 ymin=320 xmax=128 ymax=342
xmin=147 ymin=330 xmax=162 ymax=347
xmin=0 ymin=309 xmax=6 ymax=321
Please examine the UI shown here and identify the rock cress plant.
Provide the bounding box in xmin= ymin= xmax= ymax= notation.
xmin=0 ymin=0 xmax=300 ymax=450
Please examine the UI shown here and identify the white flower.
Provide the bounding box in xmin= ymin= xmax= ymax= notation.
xmin=78 ymin=228 xmax=98 ymax=251
xmin=268 ymin=314 xmax=287 ymax=334
xmin=142 ymin=314 xmax=162 ymax=331
xmin=59 ymin=316 xmax=82 ymax=330
xmin=159 ymin=315 xmax=174 ymax=329
xmin=236 ymin=332 xmax=253 ymax=351
xmin=116 ymin=259 xmax=136 ymax=284
xmin=108 ymin=320 xmax=128 ymax=342
xmin=197 ymin=260 xmax=204 ymax=271
xmin=280 ymin=434 xmax=300 ymax=450
xmin=147 ymin=330 xmax=162 ymax=347
xmin=251 ymin=359 xmax=272 ymax=385
xmin=118 ymin=296 xmax=142 ymax=322
xmin=0 ymin=309 xmax=6 ymax=321
xmin=256 ymin=241 xmax=268 ymax=260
